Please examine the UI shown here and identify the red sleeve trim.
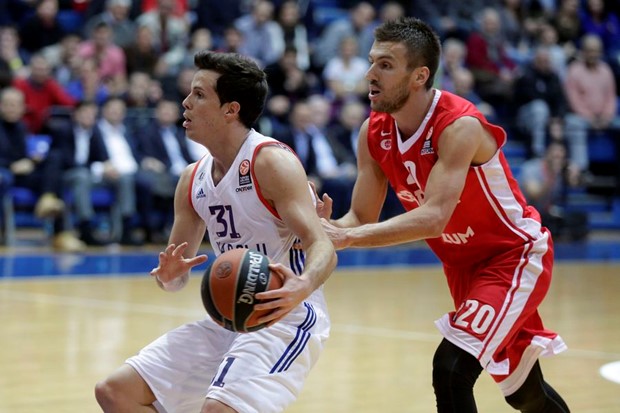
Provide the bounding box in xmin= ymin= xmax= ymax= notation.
xmin=250 ymin=141 xmax=299 ymax=220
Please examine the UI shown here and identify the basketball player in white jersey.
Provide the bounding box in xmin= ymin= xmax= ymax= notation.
xmin=95 ymin=51 xmax=337 ymax=413
xmin=315 ymin=17 xmax=570 ymax=413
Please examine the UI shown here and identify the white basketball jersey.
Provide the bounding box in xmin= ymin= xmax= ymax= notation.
xmin=190 ymin=129 xmax=307 ymax=275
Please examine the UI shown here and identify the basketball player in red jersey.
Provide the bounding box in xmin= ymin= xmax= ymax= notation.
xmin=315 ymin=17 xmax=571 ymax=412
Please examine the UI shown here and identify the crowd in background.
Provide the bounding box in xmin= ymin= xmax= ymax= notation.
xmin=1 ymin=0 xmax=619 ymax=251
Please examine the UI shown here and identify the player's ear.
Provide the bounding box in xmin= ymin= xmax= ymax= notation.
xmin=413 ymin=66 xmax=430 ymax=86
xmin=225 ymin=101 xmax=240 ymax=116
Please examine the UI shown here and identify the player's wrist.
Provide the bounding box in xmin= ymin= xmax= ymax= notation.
xmin=156 ymin=273 xmax=189 ymax=292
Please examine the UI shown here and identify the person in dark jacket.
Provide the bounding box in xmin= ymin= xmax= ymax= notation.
xmin=514 ymin=46 xmax=568 ymax=158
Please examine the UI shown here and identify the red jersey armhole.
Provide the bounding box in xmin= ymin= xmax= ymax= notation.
xmin=250 ymin=141 xmax=299 ymax=220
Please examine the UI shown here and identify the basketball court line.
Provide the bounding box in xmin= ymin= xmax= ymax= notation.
xmin=3 ymin=286 xmax=620 ymax=364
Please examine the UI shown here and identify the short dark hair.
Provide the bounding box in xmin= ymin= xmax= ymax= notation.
xmin=374 ymin=17 xmax=441 ymax=89
xmin=193 ymin=51 xmax=268 ymax=128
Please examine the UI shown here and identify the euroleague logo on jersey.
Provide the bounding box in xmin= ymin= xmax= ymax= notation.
xmin=238 ymin=159 xmax=252 ymax=188
xmin=421 ymin=127 xmax=434 ymax=155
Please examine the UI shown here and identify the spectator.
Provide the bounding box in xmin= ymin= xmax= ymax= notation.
xmin=535 ymin=22 xmax=568 ymax=80
xmin=279 ymin=99 xmax=355 ymax=219
xmin=82 ymin=0 xmax=136 ymax=48
xmin=276 ymin=0 xmax=310 ymax=70
xmin=77 ymin=20 xmax=127 ymax=92
xmin=191 ymin=0 xmax=243 ymax=48
xmin=264 ymin=46 xmax=312 ymax=102
xmin=358 ymin=1 xmax=405 ymax=60
xmin=519 ymin=138 xmax=588 ymax=241
xmin=579 ymin=0 xmax=620 ymax=90
xmin=410 ymin=0 xmax=495 ymax=41
xmin=312 ymin=2 xmax=376 ymax=69
xmin=135 ymin=0 xmax=188 ymax=55
xmin=123 ymin=25 xmax=161 ymax=77
xmin=234 ymin=0 xmax=284 ymax=67
xmin=326 ymin=99 xmax=367 ymax=164
xmin=550 ymin=0 xmax=581 ymax=59
xmin=12 ymin=53 xmax=76 ymax=134
xmin=452 ymin=67 xmax=496 ymax=122
xmin=134 ymin=98 xmax=193 ymax=242
xmin=0 ymin=25 xmax=29 ymax=79
xmin=563 ymin=33 xmax=620 ymax=172
xmin=322 ymin=36 xmax=370 ymax=105
xmin=435 ymin=37 xmax=467 ymax=92
xmin=165 ymin=27 xmax=213 ymax=76
xmin=50 ymin=100 xmax=111 ymax=246
xmin=465 ymin=7 xmax=518 ymax=112
xmin=497 ymin=0 xmax=541 ymax=65
xmin=18 ymin=0 xmax=66 ymax=53
xmin=93 ymin=96 xmax=148 ymax=245
xmin=65 ymin=57 xmax=109 ymax=105
xmin=0 ymin=87 xmax=85 ymax=251
xmin=514 ymin=46 xmax=567 ymax=158
xmin=41 ymin=33 xmax=82 ymax=87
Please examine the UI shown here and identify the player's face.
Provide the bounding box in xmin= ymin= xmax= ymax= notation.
xmin=182 ymin=70 xmax=225 ymax=142
xmin=366 ymin=41 xmax=414 ymax=113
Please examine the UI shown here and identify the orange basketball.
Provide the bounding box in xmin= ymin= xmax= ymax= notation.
xmin=201 ymin=248 xmax=282 ymax=333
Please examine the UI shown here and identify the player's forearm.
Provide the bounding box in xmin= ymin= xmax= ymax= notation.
xmin=300 ymin=240 xmax=338 ymax=291
xmin=341 ymin=209 xmax=444 ymax=248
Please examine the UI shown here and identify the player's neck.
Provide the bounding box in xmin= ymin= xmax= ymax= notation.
xmin=392 ymin=89 xmax=435 ymax=139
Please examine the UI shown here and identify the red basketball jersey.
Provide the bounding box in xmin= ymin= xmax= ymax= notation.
xmin=367 ymin=90 xmax=543 ymax=267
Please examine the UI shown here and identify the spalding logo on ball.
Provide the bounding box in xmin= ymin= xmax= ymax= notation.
xmin=201 ymin=248 xmax=282 ymax=333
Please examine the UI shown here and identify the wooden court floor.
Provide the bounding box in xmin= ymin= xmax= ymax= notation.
xmin=0 ymin=261 xmax=619 ymax=412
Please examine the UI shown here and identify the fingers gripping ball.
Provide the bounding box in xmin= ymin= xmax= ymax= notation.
xmin=201 ymin=248 xmax=282 ymax=333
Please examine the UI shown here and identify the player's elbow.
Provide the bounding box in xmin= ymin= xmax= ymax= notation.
xmin=425 ymin=212 xmax=451 ymax=238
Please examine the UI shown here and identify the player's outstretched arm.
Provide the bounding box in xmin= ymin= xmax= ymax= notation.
xmin=330 ymin=116 xmax=487 ymax=249
xmin=150 ymin=163 xmax=208 ymax=291
xmin=252 ymin=145 xmax=337 ymax=324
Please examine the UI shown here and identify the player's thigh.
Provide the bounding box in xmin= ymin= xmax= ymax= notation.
xmin=104 ymin=363 xmax=156 ymax=406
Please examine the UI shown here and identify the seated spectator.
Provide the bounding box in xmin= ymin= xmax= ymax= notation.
xmin=322 ymin=36 xmax=370 ymax=106
xmin=92 ymin=96 xmax=149 ymax=245
xmin=77 ymin=20 xmax=127 ymax=94
xmin=514 ymin=46 xmax=567 ymax=158
xmin=264 ymin=46 xmax=313 ymax=103
xmin=435 ymin=38 xmax=467 ymax=92
xmin=0 ymin=25 xmax=30 ymax=79
xmin=312 ymin=2 xmax=376 ymax=69
xmin=0 ymin=87 xmax=85 ymax=251
xmin=135 ymin=98 xmax=194 ymax=242
xmin=18 ymin=0 xmax=66 ymax=54
xmin=535 ymin=23 xmax=568 ymax=80
xmin=358 ymin=1 xmax=405 ymax=60
xmin=41 ymin=33 xmax=83 ymax=87
xmin=83 ymin=0 xmax=136 ymax=48
xmin=234 ymin=0 xmax=284 ymax=68
xmin=50 ymin=100 xmax=110 ymax=246
xmin=123 ymin=25 xmax=162 ymax=78
xmin=65 ymin=57 xmax=110 ymax=105
xmin=276 ymin=0 xmax=311 ymax=70
xmin=12 ymin=53 xmax=76 ymax=134
xmin=550 ymin=0 xmax=581 ymax=60
xmin=563 ymin=34 xmax=620 ymax=173
xmin=518 ymin=139 xmax=588 ymax=241
xmin=279 ymin=99 xmax=355 ymax=219
xmin=135 ymin=0 xmax=188 ymax=55
xmin=451 ymin=67 xmax=496 ymax=122
xmin=465 ymin=7 xmax=518 ymax=112
xmin=325 ymin=99 xmax=367 ymax=165
xmin=191 ymin=0 xmax=243 ymax=49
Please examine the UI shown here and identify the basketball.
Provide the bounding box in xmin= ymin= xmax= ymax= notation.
xmin=201 ymin=248 xmax=282 ymax=333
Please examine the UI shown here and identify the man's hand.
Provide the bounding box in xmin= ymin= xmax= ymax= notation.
xmin=150 ymin=242 xmax=208 ymax=284
xmin=254 ymin=263 xmax=313 ymax=326
xmin=309 ymin=181 xmax=333 ymax=220
xmin=320 ymin=218 xmax=350 ymax=250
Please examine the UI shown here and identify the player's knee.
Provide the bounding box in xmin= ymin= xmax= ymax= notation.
xmin=200 ymin=398 xmax=237 ymax=413
xmin=432 ymin=339 xmax=482 ymax=392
